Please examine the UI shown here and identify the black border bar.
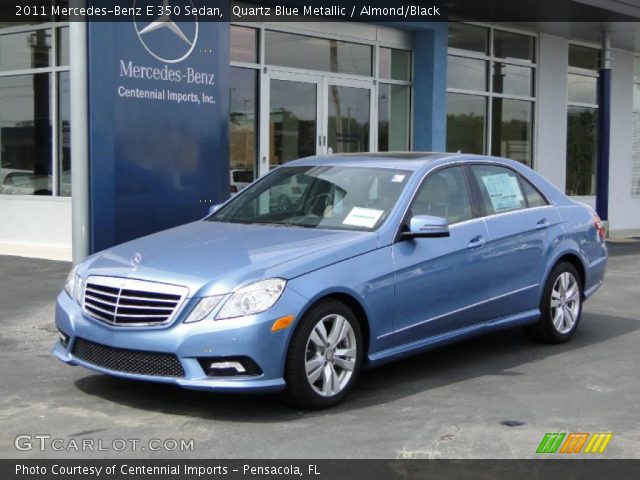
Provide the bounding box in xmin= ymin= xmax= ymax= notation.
xmin=1 ymin=0 xmax=639 ymax=23
xmin=3 ymin=459 xmax=640 ymax=480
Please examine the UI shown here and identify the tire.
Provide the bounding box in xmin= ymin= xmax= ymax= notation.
xmin=285 ymin=300 xmax=363 ymax=409
xmin=524 ymin=262 xmax=583 ymax=344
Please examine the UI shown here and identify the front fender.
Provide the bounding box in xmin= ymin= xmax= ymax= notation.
xmin=286 ymin=247 xmax=395 ymax=356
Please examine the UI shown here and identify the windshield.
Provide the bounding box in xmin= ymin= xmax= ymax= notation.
xmin=209 ymin=166 xmax=411 ymax=231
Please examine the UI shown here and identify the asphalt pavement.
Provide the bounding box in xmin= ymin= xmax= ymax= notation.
xmin=1 ymin=241 xmax=639 ymax=458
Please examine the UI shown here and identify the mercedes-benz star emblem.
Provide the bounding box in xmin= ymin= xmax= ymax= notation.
xmin=131 ymin=252 xmax=142 ymax=268
xmin=133 ymin=0 xmax=199 ymax=64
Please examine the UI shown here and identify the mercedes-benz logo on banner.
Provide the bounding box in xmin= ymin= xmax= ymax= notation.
xmin=133 ymin=0 xmax=199 ymax=63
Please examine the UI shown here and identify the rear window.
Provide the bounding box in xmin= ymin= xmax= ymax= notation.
xmin=519 ymin=176 xmax=548 ymax=207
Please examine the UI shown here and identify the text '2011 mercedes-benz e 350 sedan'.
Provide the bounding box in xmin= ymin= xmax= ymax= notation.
xmin=53 ymin=153 xmax=607 ymax=408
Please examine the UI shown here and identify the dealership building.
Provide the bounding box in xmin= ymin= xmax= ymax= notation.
xmin=1 ymin=1 xmax=640 ymax=262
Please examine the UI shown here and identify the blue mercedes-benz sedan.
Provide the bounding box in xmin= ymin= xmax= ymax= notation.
xmin=53 ymin=153 xmax=607 ymax=408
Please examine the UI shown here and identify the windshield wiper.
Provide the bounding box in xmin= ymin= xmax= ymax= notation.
xmin=252 ymin=222 xmax=288 ymax=227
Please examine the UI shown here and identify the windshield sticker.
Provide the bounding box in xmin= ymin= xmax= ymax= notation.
xmin=391 ymin=174 xmax=406 ymax=183
xmin=481 ymin=173 xmax=524 ymax=211
xmin=343 ymin=207 xmax=384 ymax=228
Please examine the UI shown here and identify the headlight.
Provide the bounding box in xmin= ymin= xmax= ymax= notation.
xmin=63 ymin=264 xmax=80 ymax=299
xmin=184 ymin=295 xmax=225 ymax=323
xmin=76 ymin=275 xmax=85 ymax=305
xmin=216 ymin=278 xmax=286 ymax=320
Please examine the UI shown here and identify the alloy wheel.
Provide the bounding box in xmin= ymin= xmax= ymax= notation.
xmin=550 ymin=271 xmax=581 ymax=334
xmin=304 ymin=314 xmax=357 ymax=397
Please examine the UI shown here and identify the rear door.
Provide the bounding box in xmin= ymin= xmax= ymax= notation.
xmin=392 ymin=166 xmax=493 ymax=346
xmin=467 ymin=164 xmax=561 ymax=319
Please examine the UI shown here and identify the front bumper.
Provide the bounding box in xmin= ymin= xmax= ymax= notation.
xmin=52 ymin=287 xmax=309 ymax=392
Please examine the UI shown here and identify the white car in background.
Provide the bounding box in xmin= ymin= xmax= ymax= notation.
xmin=230 ymin=169 xmax=253 ymax=195
xmin=0 ymin=169 xmax=71 ymax=196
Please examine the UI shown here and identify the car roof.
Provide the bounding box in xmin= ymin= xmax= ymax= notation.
xmin=285 ymin=152 xmax=460 ymax=171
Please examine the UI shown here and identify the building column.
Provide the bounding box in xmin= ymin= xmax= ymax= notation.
xmin=69 ymin=17 xmax=90 ymax=263
xmin=595 ymin=33 xmax=612 ymax=222
xmin=534 ymin=34 xmax=568 ymax=191
xmin=412 ymin=24 xmax=448 ymax=151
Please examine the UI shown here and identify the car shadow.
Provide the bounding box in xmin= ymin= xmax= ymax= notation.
xmin=74 ymin=312 xmax=639 ymax=422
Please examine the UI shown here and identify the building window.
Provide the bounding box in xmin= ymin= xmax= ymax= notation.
xmin=229 ymin=67 xmax=258 ymax=184
xmin=632 ymin=58 xmax=640 ymax=197
xmin=0 ymin=22 xmax=70 ymax=197
xmin=265 ymin=30 xmax=373 ymax=77
xmin=378 ymin=47 xmax=412 ymax=151
xmin=230 ymin=26 xmax=260 ymax=183
xmin=230 ymin=24 xmax=413 ymax=178
xmin=566 ymin=44 xmax=599 ymax=196
xmin=230 ymin=25 xmax=258 ymax=64
xmin=446 ymin=23 xmax=535 ymax=166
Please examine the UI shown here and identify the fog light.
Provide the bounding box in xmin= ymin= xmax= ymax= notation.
xmin=211 ymin=361 xmax=246 ymax=374
xmin=58 ymin=330 xmax=69 ymax=347
xmin=198 ymin=356 xmax=262 ymax=377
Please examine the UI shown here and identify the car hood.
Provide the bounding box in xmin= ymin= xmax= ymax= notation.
xmin=82 ymin=221 xmax=378 ymax=297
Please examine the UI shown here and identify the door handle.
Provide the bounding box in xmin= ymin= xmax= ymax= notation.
xmin=536 ymin=219 xmax=550 ymax=230
xmin=467 ymin=235 xmax=486 ymax=249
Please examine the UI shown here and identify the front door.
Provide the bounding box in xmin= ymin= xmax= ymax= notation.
xmin=392 ymin=166 xmax=494 ymax=346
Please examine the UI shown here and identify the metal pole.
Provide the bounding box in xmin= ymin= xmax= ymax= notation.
xmin=69 ymin=9 xmax=90 ymax=262
xmin=595 ymin=32 xmax=611 ymax=224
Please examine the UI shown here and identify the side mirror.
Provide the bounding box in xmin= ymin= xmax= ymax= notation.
xmin=208 ymin=203 xmax=223 ymax=215
xmin=402 ymin=215 xmax=450 ymax=239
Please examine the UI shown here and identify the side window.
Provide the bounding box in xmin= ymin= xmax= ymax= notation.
xmin=412 ymin=167 xmax=473 ymax=224
xmin=470 ymin=165 xmax=526 ymax=215
xmin=519 ymin=175 xmax=548 ymax=207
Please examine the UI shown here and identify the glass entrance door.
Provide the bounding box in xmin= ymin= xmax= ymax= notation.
xmin=265 ymin=74 xmax=321 ymax=173
xmin=326 ymin=82 xmax=374 ymax=154
xmin=261 ymin=72 xmax=374 ymax=175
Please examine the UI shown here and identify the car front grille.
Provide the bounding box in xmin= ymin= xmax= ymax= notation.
xmin=72 ymin=337 xmax=186 ymax=378
xmin=83 ymin=276 xmax=188 ymax=326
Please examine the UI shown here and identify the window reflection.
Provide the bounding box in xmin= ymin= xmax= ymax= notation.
xmin=491 ymin=98 xmax=533 ymax=166
xmin=269 ymin=79 xmax=317 ymax=165
xmin=230 ymin=25 xmax=258 ymax=63
xmin=0 ymin=74 xmax=53 ymax=196
xmin=448 ymin=55 xmax=487 ymax=92
xmin=492 ymin=63 xmax=533 ymax=97
xmin=448 ymin=23 xmax=488 ymax=54
xmin=378 ymin=84 xmax=409 ymax=151
xmin=569 ymin=45 xmax=599 ymax=71
xmin=567 ymin=73 xmax=597 ymax=104
xmin=266 ymin=31 xmax=372 ymax=76
xmin=379 ymin=48 xmax=411 ymax=81
xmin=57 ymin=26 xmax=69 ymax=66
xmin=493 ymin=30 xmax=535 ymax=62
xmin=58 ymin=71 xmax=71 ymax=196
xmin=566 ymin=106 xmax=598 ymax=196
xmin=229 ymin=67 xmax=257 ymax=185
xmin=446 ymin=93 xmax=486 ymax=154
xmin=328 ymin=85 xmax=370 ymax=154
xmin=0 ymin=28 xmax=51 ymax=71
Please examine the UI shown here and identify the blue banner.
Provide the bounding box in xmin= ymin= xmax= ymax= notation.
xmin=88 ymin=0 xmax=229 ymax=252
